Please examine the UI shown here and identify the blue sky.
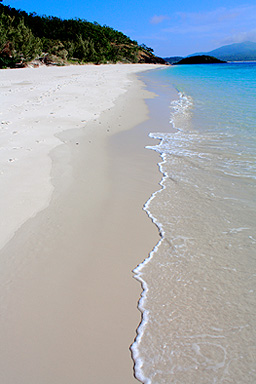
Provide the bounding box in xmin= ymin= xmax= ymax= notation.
xmin=2 ymin=0 xmax=256 ymax=56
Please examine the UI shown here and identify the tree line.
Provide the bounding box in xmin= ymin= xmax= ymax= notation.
xmin=0 ymin=3 xmax=158 ymax=68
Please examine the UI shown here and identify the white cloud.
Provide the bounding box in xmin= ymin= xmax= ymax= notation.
xmin=176 ymin=5 xmax=256 ymax=24
xmin=150 ymin=15 xmax=169 ymax=25
xmin=218 ymin=30 xmax=256 ymax=45
xmin=146 ymin=5 xmax=256 ymax=56
xmin=163 ymin=5 xmax=256 ymax=37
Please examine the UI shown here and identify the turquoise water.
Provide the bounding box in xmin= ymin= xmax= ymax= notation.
xmin=151 ymin=63 xmax=256 ymax=170
xmin=132 ymin=64 xmax=256 ymax=383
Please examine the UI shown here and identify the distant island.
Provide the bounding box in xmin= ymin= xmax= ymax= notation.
xmin=190 ymin=41 xmax=256 ymax=62
xmin=165 ymin=42 xmax=256 ymax=64
xmin=174 ymin=55 xmax=226 ymax=65
xmin=0 ymin=4 xmax=166 ymax=68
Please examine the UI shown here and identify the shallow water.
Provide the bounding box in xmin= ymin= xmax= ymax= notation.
xmin=132 ymin=64 xmax=256 ymax=383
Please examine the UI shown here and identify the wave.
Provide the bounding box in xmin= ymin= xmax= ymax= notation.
xmin=131 ymin=91 xmax=193 ymax=383
xmin=131 ymin=65 xmax=256 ymax=384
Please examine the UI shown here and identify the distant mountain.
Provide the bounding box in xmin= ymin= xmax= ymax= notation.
xmin=174 ymin=55 xmax=226 ymax=65
xmin=191 ymin=42 xmax=256 ymax=62
xmin=164 ymin=56 xmax=183 ymax=64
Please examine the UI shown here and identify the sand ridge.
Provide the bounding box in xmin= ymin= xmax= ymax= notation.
xmin=0 ymin=64 xmax=162 ymax=250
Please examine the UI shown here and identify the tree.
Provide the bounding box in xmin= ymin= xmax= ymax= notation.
xmin=8 ymin=18 xmax=42 ymax=65
xmin=0 ymin=3 xmax=161 ymax=66
xmin=140 ymin=44 xmax=154 ymax=53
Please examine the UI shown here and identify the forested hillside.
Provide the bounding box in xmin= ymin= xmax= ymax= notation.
xmin=0 ymin=3 xmax=166 ymax=68
xmin=174 ymin=55 xmax=226 ymax=65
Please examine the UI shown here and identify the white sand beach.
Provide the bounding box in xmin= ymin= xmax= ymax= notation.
xmin=0 ymin=64 xmax=163 ymax=383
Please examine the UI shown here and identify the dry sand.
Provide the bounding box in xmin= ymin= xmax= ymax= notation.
xmin=0 ymin=64 xmax=163 ymax=383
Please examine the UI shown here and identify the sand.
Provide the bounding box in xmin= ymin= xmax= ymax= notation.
xmin=0 ymin=64 xmax=163 ymax=383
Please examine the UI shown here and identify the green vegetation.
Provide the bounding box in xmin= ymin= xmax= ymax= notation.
xmin=0 ymin=3 xmax=165 ymax=68
xmin=174 ymin=55 xmax=226 ymax=65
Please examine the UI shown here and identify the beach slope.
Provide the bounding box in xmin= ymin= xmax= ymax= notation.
xmin=0 ymin=64 xmax=162 ymax=383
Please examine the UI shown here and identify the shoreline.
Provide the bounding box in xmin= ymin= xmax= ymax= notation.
xmin=0 ymin=64 xmax=164 ymax=383
xmin=0 ymin=64 xmax=163 ymax=251
xmin=129 ymin=63 xmax=256 ymax=383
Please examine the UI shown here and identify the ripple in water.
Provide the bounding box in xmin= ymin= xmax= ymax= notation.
xmin=132 ymin=65 xmax=256 ymax=383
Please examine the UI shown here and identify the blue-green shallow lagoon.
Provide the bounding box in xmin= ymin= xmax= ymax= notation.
xmin=132 ymin=63 xmax=256 ymax=383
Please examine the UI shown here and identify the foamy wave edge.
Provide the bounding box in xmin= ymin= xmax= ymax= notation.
xmin=130 ymin=91 xmax=192 ymax=383
xmin=130 ymin=144 xmax=167 ymax=384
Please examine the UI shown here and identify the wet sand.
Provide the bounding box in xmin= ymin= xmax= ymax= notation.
xmin=0 ymin=64 xmax=163 ymax=383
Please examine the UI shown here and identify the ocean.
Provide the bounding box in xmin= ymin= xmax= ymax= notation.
xmin=131 ymin=63 xmax=256 ymax=383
